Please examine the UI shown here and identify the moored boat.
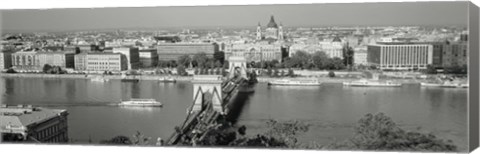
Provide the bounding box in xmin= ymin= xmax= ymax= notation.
xmin=119 ymin=98 xmax=162 ymax=107
xmin=343 ymin=80 xmax=401 ymax=87
xmin=91 ymin=76 xmax=109 ymax=82
xmin=420 ymin=82 xmax=468 ymax=88
xmin=121 ymin=74 xmax=140 ymax=82
xmin=159 ymin=77 xmax=176 ymax=83
xmin=458 ymin=83 xmax=469 ymax=88
xmin=268 ymin=78 xmax=322 ymax=86
xmin=420 ymin=82 xmax=443 ymax=87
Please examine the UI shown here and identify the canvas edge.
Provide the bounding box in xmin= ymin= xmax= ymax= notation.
xmin=468 ymin=1 xmax=480 ymax=153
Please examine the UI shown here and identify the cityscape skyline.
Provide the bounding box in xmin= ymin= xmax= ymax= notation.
xmin=0 ymin=1 xmax=469 ymax=33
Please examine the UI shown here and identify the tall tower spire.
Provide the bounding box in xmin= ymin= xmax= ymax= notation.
xmin=278 ymin=22 xmax=284 ymax=40
xmin=256 ymin=22 xmax=262 ymax=40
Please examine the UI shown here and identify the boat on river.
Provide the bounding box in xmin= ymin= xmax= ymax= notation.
xmin=91 ymin=76 xmax=109 ymax=82
xmin=420 ymin=82 xmax=468 ymax=88
xmin=119 ymin=98 xmax=162 ymax=107
xmin=159 ymin=77 xmax=176 ymax=83
xmin=121 ymin=74 xmax=139 ymax=82
xmin=268 ymin=78 xmax=322 ymax=86
xmin=343 ymin=79 xmax=401 ymax=87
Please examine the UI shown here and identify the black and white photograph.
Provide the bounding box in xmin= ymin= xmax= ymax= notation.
xmin=0 ymin=0 xmax=479 ymax=153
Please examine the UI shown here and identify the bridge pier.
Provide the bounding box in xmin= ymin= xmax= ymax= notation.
xmin=191 ymin=75 xmax=224 ymax=114
xmin=228 ymin=56 xmax=248 ymax=79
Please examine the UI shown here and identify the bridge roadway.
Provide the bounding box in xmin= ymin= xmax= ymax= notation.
xmin=165 ymin=76 xmax=248 ymax=145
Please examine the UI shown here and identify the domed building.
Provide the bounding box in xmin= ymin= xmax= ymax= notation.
xmin=256 ymin=15 xmax=284 ymax=42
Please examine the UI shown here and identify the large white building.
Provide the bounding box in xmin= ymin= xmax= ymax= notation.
xmin=367 ymin=44 xmax=433 ymax=70
xmin=224 ymin=43 xmax=282 ymax=62
xmin=353 ymin=47 xmax=368 ymax=65
xmin=74 ymin=53 xmax=127 ymax=72
xmin=289 ymin=38 xmax=344 ymax=59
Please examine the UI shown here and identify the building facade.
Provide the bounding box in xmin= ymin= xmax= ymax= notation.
xmin=156 ymin=43 xmax=218 ymax=61
xmin=139 ymin=49 xmax=159 ymax=68
xmin=11 ymin=51 xmax=39 ymax=71
xmin=1 ymin=105 xmax=69 ymax=143
xmin=224 ymin=43 xmax=282 ymax=63
xmin=376 ymin=41 xmax=445 ymax=68
xmin=0 ymin=51 xmax=13 ymax=70
xmin=442 ymin=41 xmax=468 ymax=68
xmin=36 ymin=52 xmax=75 ymax=69
xmin=74 ymin=53 xmax=128 ymax=72
xmin=288 ymin=40 xmax=344 ymax=59
xmin=367 ymin=44 xmax=433 ymax=70
xmin=353 ymin=47 xmax=368 ymax=66
xmin=112 ymin=47 xmax=140 ymax=70
xmin=318 ymin=40 xmax=344 ymax=58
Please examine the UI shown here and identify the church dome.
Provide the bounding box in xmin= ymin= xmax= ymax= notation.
xmin=266 ymin=15 xmax=278 ymax=28
xmin=332 ymin=36 xmax=342 ymax=42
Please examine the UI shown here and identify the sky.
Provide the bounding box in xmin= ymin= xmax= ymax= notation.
xmin=0 ymin=1 xmax=469 ymax=32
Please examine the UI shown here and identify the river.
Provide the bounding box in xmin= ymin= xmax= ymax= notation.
xmin=0 ymin=77 xmax=468 ymax=150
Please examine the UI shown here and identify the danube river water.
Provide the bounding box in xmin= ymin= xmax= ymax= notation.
xmin=0 ymin=77 xmax=468 ymax=150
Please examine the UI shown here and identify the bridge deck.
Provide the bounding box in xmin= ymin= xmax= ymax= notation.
xmin=166 ymin=78 xmax=245 ymax=145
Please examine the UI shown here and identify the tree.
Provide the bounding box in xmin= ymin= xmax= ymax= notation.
xmin=176 ymin=65 xmax=187 ymax=76
xmin=177 ymin=55 xmax=192 ymax=67
xmin=132 ymin=131 xmax=152 ymax=146
xmin=255 ymin=61 xmax=263 ymax=68
xmin=271 ymin=60 xmax=280 ymax=68
xmin=287 ymin=68 xmax=294 ymax=77
xmin=157 ymin=61 xmax=169 ymax=68
xmin=169 ymin=60 xmax=177 ymax=68
xmin=273 ymin=68 xmax=280 ymax=77
xmin=280 ymin=70 xmax=285 ymax=77
xmin=215 ymin=60 xmax=223 ymax=68
xmin=424 ymin=65 xmax=437 ymax=74
xmin=325 ymin=113 xmax=458 ymax=152
xmin=213 ymin=51 xmax=225 ymax=64
xmin=267 ymin=67 xmax=273 ymax=76
xmin=328 ymin=71 xmax=335 ymax=77
xmin=221 ymin=68 xmax=227 ymax=76
xmin=6 ymin=68 xmax=17 ymax=73
xmin=288 ymin=50 xmax=310 ymax=68
xmin=444 ymin=64 xmax=467 ymax=74
xmin=342 ymin=44 xmax=355 ymax=68
xmin=100 ymin=136 xmax=132 ymax=145
xmin=312 ymin=51 xmax=329 ymax=70
xmin=43 ymin=64 xmax=53 ymax=73
xmin=206 ymin=59 xmax=215 ymax=69
xmin=192 ymin=52 xmax=209 ymax=68
xmin=326 ymin=57 xmax=345 ymax=70
xmin=194 ymin=68 xmax=199 ymax=75
xmin=223 ymin=61 xmax=230 ymax=69
xmin=209 ymin=68 xmax=215 ymax=75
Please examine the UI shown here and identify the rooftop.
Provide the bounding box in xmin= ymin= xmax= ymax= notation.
xmin=266 ymin=15 xmax=278 ymax=28
xmin=0 ymin=105 xmax=67 ymax=133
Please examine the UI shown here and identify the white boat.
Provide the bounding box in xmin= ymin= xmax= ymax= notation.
xmin=420 ymin=82 xmax=468 ymax=88
xmin=159 ymin=77 xmax=176 ymax=83
xmin=119 ymin=98 xmax=162 ymax=107
xmin=344 ymin=80 xmax=401 ymax=87
xmin=420 ymin=82 xmax=443 ymax=87
xmin=91 ymin=76 xmax=109 ymax=82
xmin=268 ymin=78 xmax=322 ymax=86
xmin=459 ymin=83 xmax=469 ymax=88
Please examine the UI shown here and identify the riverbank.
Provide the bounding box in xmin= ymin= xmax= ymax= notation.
xmin=0 ymin=73 xmax=194 ymax=81
xmin=0 ymin=73 xmax=464 ymax=85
